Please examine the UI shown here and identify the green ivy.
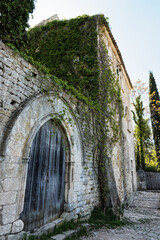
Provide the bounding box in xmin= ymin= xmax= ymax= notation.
xmin=8 ymin=14 xmax=124 ymax=215
xmin=23 ymin=15 xmax=108 ymax=101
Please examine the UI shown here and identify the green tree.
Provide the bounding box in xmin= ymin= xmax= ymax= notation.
xmin=0 ymin=0 xmax=35 ymax=46
xmin=132 ymin=96 xmax=152 ymax=169
xmin=149 ymin=72 xmax=160 ymax=167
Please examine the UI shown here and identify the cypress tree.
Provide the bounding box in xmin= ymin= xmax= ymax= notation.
xmin=0 ymin=0 xmax=35 ymax=46
xmin=132 ymin=96 xmax=151 ymax=169
xmin=149 ymin=72 xmax=160 ymax=166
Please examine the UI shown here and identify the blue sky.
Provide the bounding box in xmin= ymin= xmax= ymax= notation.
xmin=29 ymin=0 xmax=160 ymax=92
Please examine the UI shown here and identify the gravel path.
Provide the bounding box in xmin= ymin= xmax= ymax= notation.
xmin=80 ymin=208 xmax=160 ymax=240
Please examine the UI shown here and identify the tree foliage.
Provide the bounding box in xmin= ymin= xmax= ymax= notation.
xmin=0 ymin=0 xmax=35 ymax=46
xmin=149 ymin=72 xmax=160 ymax=166
xmin=132 ymin=96 xmax=152 ymax=169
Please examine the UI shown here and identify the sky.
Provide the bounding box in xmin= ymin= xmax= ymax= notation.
xmin=29 ymin=0 xmax=160 ymax=92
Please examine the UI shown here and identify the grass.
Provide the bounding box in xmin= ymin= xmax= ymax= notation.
xmin=22 ymin=219 xmax=86 ymax=240
xmin=88 ymin=206 xmax=130 ymax=229
xmin=22 ymin=207 xmax=130 ymax=240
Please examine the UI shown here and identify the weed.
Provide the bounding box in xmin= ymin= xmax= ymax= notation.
xmin=88 ymin=206 xmax=129 ymax=229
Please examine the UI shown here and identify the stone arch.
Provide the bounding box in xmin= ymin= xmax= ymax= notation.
xmin=3 ymin=93 xmax=83 ymax=163
xmin=22 ymin=110 xmax=70 ymax=160
xmin=1 ymin=93 xmax=84 ymax=227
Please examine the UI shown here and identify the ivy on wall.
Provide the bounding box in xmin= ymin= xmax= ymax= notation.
xmin=8 ymin=14 xmax=124 ymax=216
xmin=24 ymin=15 xmax=104 ymax=100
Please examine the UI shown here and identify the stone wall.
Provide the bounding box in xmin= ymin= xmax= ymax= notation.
xmin=0 ymin=36 xmax=137 ymax=239
xmin=101 ymin=27 xmax=137 ymax=205
xmin=0 ymin=42 xmax=99 ymax=239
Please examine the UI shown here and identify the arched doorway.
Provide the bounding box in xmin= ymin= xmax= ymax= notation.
xmin=20 ymin=120 xmax=67 ymax=231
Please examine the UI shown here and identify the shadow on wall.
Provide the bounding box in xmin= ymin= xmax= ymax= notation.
xmin=107 ymin=160 xmax=122 ymax=216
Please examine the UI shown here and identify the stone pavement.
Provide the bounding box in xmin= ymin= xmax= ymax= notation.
xmin=80 ymin=191 xmax=160 ymax=240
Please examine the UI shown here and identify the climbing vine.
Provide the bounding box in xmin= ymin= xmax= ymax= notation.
xmin=76 ymin=21 xmax=124 ymax=214
xmin=8 ymin=14 xmax=124 ymax=216
xmin=23 ymin=15 xmax=99 ymax=101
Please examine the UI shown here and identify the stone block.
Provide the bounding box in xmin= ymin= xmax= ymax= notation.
xmin=8 ymin=87 xmax=18 ymax=95
xmin=11 ymin=71 xmax=19 ymax=80
xmin=51 ymin=234 xmax=66 ymax=240
xmin=7 ymin=231 xmax=26 ymax=240
xmin=3 ymin=73 xmax=12 ymax=82
xmin=33 ymin=85 xmax=39 ymax=92
xmin=17 ymin=75 xmax=25 ymax=83
xmin=0 ymin=224 xmax=12 ymax=236
xmin=23 ymin=68 xmax=31 ymax=76
xmin=0 ymin=236 xmax=5 ymax=240
xmin=16 ymin=92 xmax=26 ymax=100
xmin=21 ymin=59 xmax=29 ymax=68
xmin=11 ymin=219 xmax=24 ymax=233
xmin=77 ymin=196 xmax=83 ymax=202
xmin=0 ymin=49 xmax=7 ymax=56
xmin=0 ymin=191 xmax=17 ymax=205
xmin=2 ymin=204 xmax=17 ymax=224
xmin=0 ymin=56 xmax=12 ymax=67
xmin=2 ymin=178 xmax=19 ymax=192
xmin=53 ymin=218 xmax=64 ymax=226
xmin=75 ymin=207 xmax=81 ymax=214
xmin=2 ymin=96 xmax=12 ymax=104
xmin=16 ymin=68 xmax=25 ymax=76
xmin=5 ymin=141 xmax=23 ymax=159
xmin=77 ymin=201 xmax=84 ymax=208
xmin=10 ymin=95 xmax=21 ymax=104
xmin=38 ymin=221 xmax=56 ymax=235
xmin=4 ymin=66 xmax=12 ymax=75
xmin=0 ymin=82 xmax=8 ymax=91
xmin=12 ymin=84 xmax=21 ymax=92
xmin=22 ymin=89 xmax=30 ymax=97
xmin=63 ymin=230 xmax=77 ymax=238
xmin=29 ymin=219 xmax=64 ymax=238
xmin=64 ymin=212 xmax=75 ymax=221
xmin=0 ymin=114 xmax=9 ymax=123
xmin=3 ymin=103 xmax=14 ymax=111
xmin=0 ymin=162 xmax=19 ymax=179
xmin=64 ymin=203 xmax=74 ymax=212
xmin=26 ymin=81 xmax=34 ymax=88
xmin=17 ymin=81 xmax=26 ymax=89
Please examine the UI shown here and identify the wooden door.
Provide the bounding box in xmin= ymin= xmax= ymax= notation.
xmin=21 ymin=120 xmax=66 ymax=231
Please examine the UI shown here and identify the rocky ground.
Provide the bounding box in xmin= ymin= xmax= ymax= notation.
xmin=80 ymin=200 xmax=160 ymax=240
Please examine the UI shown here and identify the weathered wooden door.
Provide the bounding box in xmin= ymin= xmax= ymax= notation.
xmin=21 ymin=120 xmax=66 ymax=231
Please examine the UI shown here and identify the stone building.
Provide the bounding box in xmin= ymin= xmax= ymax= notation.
xmin=0 ymin=15 xmax=137 ymax=239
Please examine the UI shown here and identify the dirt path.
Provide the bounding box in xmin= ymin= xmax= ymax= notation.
xmin=80 ymin=208 xmax=160 ymax=240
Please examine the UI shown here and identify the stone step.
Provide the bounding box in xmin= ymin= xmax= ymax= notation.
xmin=50 ymin=230 xmax=77 ymax=240
xmin=126 ymin=207 xmax=160 ymax=218
xmin=131 ymin=199 xmax=160 ymax=209
xmin=28 ymin=218 xmax=65 ymax=238
xmin=131 ymin=191 xmax=160 ymax=209
xmin=50 ymin=223 xmax=91 ymax=240
xmin=134 ymin=191 xmax=160 ymax=200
